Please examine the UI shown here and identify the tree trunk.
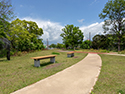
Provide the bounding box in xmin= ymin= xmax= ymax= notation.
xmin=118 ymin=35 xmax=121 ymax=52
xmin=7 ymin=44 xmax=10 ymax=60
xmin=118 ymin=42 xmax=120 ymax=52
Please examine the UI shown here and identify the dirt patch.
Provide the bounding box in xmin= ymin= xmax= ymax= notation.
xmin=58 ymin=50 xmax=71 ymax=52
xmin=44 ymin=63 xmax=62 ymax=69
xmin=73 ymin=56 xmax=79 ymax=58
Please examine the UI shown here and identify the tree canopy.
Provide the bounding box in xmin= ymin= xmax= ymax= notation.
xmin=99 ymin=0 xmax=125 ymax=51
xmin=92 ymin=34 xmax=109 ymax=49
xmin=7 ymin=18 xmax=44 ymax=51
xmin=80 ymin=40 xmax=92 ymax=49
xmin=60 ymin=24 xmax=84 ymax=49
xmin=0 ymin=0 xmax=14 ymax=38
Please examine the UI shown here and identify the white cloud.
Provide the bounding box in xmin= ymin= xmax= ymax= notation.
xmin=78 ymin=19 xmax=84 ymax=23
xmin=80 ymin=22 xmax=104 ymax=40
xmin=21 ymin=17 xmax=104 ymax=44
xmin=21 ymin=17 xmax=64 ymax=44
xmin=20 ymin=5 xmax=23 ymax=7
xmin=90 ymin=0 xmax=98 ymax=5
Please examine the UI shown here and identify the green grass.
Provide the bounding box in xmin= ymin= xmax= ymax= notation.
xmin=0 ymin=49 xmax=87 ymax=94
xmin=51 ymin=52 xmax=60 ymax=55
xmin=118 ymin=50 xmax=125 ymax=54
xmin=75 ymin=49 xmax=110 ymax=53
xmin=92 ymin=54 xmax=125 ymax=94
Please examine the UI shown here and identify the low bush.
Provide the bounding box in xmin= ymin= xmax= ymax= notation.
xmin=52 ymin=52 xmax=60 ymax=55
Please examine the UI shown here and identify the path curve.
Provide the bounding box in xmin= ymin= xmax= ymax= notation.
xmin=11 ymin=53 xmax=102 ymax=94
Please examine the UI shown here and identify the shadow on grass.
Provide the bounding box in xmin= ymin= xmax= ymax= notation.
xmin=32 ymin=61 xmax=58 ymax=68
xmin=40 ymin=62 xmax=54 ymax=67
xmin=0 ymin=59 xmax=7 ymax=62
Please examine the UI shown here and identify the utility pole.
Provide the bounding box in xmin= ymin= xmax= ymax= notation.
xmin=89 ymin=32 xmax=91 ymax=49
xmin=89 ymin=32 xmax=91 ymax=41
xmin=47 ymin=39 xmax=49 ymax=49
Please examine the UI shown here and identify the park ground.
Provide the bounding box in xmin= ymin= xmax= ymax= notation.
xmin=0 ymin=49 xmax=125 ymax=94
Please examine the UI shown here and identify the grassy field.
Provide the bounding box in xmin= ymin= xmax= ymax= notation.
xmin=75 ymin=49 xmax=110 ymax=53
xmin=0 ymin=49 xmax=87 ymax=94
xmin=92 ymin=54 xmax=125 ymax=94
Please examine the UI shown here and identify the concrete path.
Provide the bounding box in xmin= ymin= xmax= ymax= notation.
xmin=11 ymin=53 xmax=102 ymax=94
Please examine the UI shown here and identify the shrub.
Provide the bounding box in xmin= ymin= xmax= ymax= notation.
xmin=52 ymin=52 xmax=60 ymax=55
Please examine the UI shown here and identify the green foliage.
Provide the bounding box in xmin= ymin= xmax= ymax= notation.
xmin=118 ymin=50 xmax=125 ymax=54
xmin=0 ymin=0 xmax=14 ymax=38
xmin=60 ymin=24 xmax=84 ymax=49
xmin=0 ymin=39 xmax=4 ymax=50
xmin=118 ymin=90 xmax=125 ymax=94
xmin=0 ymin=0 xmax=14 ymax=20
xmin=56 ymin=43 xmax=65 ymax=49
xmin=51 ymin=52 xmax=60 ymax=55
xmin=49 ymin=44 xmax=57 ymax=48
xmin=7 ymin=18 xmax=44 ymax=51
xmin=0 ymin=49 xmax=6 ymax=57
xmin=80 ymin=40 xmax=92 ymax=49
xmin=92 ymin=34 xmax=109 ymax=49
xmin=99 ymin=0 xmax=125 ymax=51
xmin=17 ymin=51 xmax=22 ymax=56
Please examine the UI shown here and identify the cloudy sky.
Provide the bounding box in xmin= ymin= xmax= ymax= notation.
xmin=11 ymin=0 xmax=108 ymax=44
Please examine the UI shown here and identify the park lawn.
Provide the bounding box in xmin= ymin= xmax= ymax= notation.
xmin=0 ymin=49 xmax=87 ymax=94
xmin=92 ymin=54 xmax=125 ymax=94
xmin=75 ymin=49 xmax=110 ymax=53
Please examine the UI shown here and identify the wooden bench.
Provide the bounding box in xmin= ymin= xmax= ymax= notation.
xmin=67 ymin=51 xmax=74 ymax=57
xmin=31 ymin=55 xmax=57 ymax=67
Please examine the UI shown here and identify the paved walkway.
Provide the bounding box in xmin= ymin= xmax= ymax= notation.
xmin=11 ymin=53 xmax=102 ymax=94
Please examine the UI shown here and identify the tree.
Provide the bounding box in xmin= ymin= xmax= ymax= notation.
xmin=56 ymin=43 xmax=64 ymax=49
xmin=105 ymin=34 xmax=118 ymax=51
xmin=7 ymin=18 xmax=44 ymax=51
xmin=0 ymin=0 xmax=14 ymax=60
xmin=60 ymin=24 xmax=84 ymax=50
xmin=80 ymin=40 xmax=92 ymax=49
xmin=99 ymin=0 xmax=125 ymax=51
xmin=49 ymin=44 xmax=57 ymax=48
xmin=0 ymin=0 xmax=14 ymax=38
xmin=92 ymin=34 xmax=108 ymax=49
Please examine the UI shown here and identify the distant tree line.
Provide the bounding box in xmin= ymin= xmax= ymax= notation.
xmin=50 ymin=33 xmax=125 ymax=51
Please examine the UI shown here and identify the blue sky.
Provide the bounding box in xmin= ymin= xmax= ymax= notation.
xmin=11 ymin=0 xmax=108 ymax=44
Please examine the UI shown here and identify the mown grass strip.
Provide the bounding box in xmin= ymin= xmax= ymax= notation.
xmin=92 ymin=54 xmax=125 ymax=94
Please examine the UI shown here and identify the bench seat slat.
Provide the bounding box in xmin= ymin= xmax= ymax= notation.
xmin=67 ymin=51 xmax=74 ymax=54
xmin=31 ymin=55 xmax=56 ymax=60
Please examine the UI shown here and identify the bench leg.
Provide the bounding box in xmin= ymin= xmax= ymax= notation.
xmin=67 ymin=53 xmax=74 ymax=57
xmin=72 ymin=53 xmax=74 ymax=57
xmin=34 ymin=59 xmax=40 ymax=67
xmin=50 ymin=57 xmax=55 ymax=63
xmin=67 ymin=54 xmax=71 ymax=57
